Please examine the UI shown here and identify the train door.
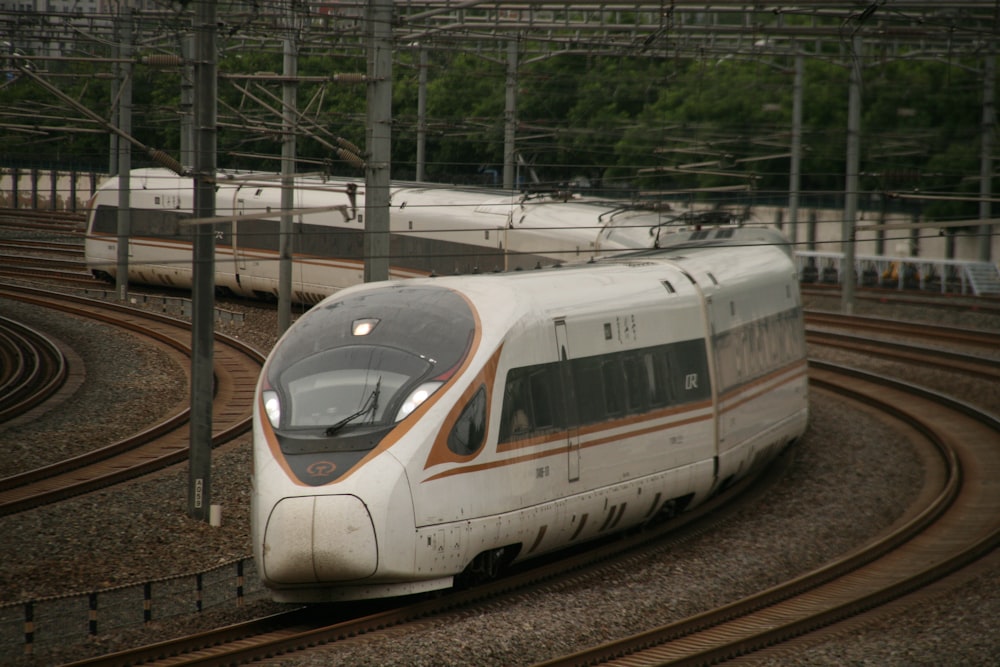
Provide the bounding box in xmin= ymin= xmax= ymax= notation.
xmin=678 ymin=273 xmax=721 ymax=484
xmin=704 ymin=296 xmax=721 ymax=450
xmin=554 ymin=320 xmax=580 ymax=482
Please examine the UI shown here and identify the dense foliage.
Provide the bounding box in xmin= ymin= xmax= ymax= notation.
xmin=1 ymin=45 xmax=994 ymax=221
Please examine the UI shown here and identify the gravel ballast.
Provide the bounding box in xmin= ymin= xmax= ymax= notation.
xmin=1 ymin=292 xmax=998 ymax=666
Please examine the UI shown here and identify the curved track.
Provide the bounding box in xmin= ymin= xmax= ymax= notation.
xmin=60 ymin=447 xmax=794 ymax=667
xmin=534 ymin=363 xmax=999 ymax=666
xmin=0 ymin=315 xmax=69 ymax=423
xmin=805 ymin=309 xmax=1000 ymax=349
xmin=0 ymin=285 xmax=264 ymax=515
xmin=803 ymin=311 xmax=1000 ymax=383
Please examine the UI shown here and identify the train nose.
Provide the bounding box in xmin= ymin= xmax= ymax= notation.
xmin=261 ymin=494 xmax=377 ymax=584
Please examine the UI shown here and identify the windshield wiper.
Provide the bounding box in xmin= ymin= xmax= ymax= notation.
xmin=325 ymin=377 xmax=381 ymax=436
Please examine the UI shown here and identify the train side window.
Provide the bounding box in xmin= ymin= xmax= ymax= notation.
xmin=601 ymin=359 xmax=625 ymax=417
xmin=622 ymin=354 xmax=646 ymax=413
xmin=572 ymin=358 xmax=604 ymax=426
xmin=447 ymin=385 xmax=487 ymax=456
xmin=499 ymin=371 xmax=531 ymax=441
xmin=644 ymin=351 xmax=669 ymax=408
xmin=528 ymin=370 xmax=557 ymax=429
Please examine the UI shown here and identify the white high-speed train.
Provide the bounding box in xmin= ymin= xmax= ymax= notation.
xmin=84 ymin=168 xmax=693 ymax=304
xmin=251 ymin=225 xmax=808 ymax=603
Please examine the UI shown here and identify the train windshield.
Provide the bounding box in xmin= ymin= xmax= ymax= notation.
xmin=281 ymin=345 xmax=432 ymax=430
xmin=263 ymin=284 xmax=476 ymax=449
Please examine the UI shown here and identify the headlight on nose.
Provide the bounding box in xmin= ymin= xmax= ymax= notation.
xmin=263 ymin=390 xmax=281 ymax=428
xmin=395 ymin=381 xmax=442 ymax=421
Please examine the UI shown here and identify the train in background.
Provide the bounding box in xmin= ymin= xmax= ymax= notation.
xmin=84 ymin=168 xmax=705 ymax=304
xmin=251 ymin=224 xmax=808 ymax=603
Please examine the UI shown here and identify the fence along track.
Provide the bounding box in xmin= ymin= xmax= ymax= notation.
xmin=531 ymin=361 xmax=1000 ymax=667
xmin=0 ymin=284 xmax=264 ymax=514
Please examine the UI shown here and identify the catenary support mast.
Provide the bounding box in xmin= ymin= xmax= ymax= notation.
xmin=188 ymin=0 xmax=217 ymax=522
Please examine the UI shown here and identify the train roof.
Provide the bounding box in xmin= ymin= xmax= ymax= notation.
xmin=317 ymin=227 xmax=794 ymax=329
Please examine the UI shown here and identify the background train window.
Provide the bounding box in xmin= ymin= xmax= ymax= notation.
xmin=309 ymin=224 xmax=364 ymax=259
xmin=237 ymin=218 xmax=281 ymax=252
xmin=447 ymin=386 xmax=487 ymax=456
xmin=149 ymin=210 xmax=192 ymax=240
xmin=92 ymin=205 xmax=116 ymax=233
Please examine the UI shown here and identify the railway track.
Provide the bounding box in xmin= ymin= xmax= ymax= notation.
xmin=0 ymin=284 xmax=264 ymax=515
xmin=800 ymin=283 xmax=1000 ymax=318
xmin=0 ymin=208 xmax=86 ymax=234
xmin=0 ymin=315 xmax=69 ymax=423
xmin=803 ymin=312 xmax=1000 ymax=382
xmin=805 ymin=309 xmax=1000 ymax=350
xmin=61 ymin=437 xmax=795 ymax=667
xmin=533 ymin=362 xmax=1000 ymax=666
xmin=56 ymin=325 xmax=1000 ymax=666
xmin=0 ymin=212 xmax=97 ymax=289
xmin=0 ymin=261 xmax=98 ymax=289
xmin=0 ymin=238 xmax=84 ymax=256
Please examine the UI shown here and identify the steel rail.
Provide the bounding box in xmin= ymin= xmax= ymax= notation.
xmin=0 ymin=284 xmax=264 ymax=515
xmin=530 ymin=366 xmax=1000 ymax=666
xmin=0 ymin=315 xmax=67 ymax=422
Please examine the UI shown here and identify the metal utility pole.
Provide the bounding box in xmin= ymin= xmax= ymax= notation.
xmin=979 ymin=54 xmax=995 ymax=263
xmin=503 ymin=39 xmax=518 ymax=190
xmin=788 ymin=52 xmax=804 ymax=248
xmin=188 ymin=0 xmax=217 ymax=522
xmin=841 ymin=35 xmax=862 ymax=315
xmin=115 ymin=7 xmax=132 ymax=304
xmin=364 ymin=0 xmax=392 ymax=283
xmin=416 ymin=47 xmax=427 ymax=182
xmin=278 ymin=17 xmax=298 ymax=334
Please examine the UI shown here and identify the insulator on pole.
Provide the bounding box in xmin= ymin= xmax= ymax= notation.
xmin=140 ymin=54 xmax=184 ymax=67
xmin=337 ymin=137 xmax=362 ymax=156
xmin=147 ymin=148 xmax=185 ymax=175
xmin=338 ymin=147 xmax=366 ymax=170
xmin=333 ymin=72 xmax=366 ymax=83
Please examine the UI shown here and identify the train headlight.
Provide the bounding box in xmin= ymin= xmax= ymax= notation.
xmin=395 ymin=381 xmax=442 ymax=421
xmin=352 ymin=318 xmax=380 ymax=336
xmin=262 ymin=390 xmax=281 ymax=428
